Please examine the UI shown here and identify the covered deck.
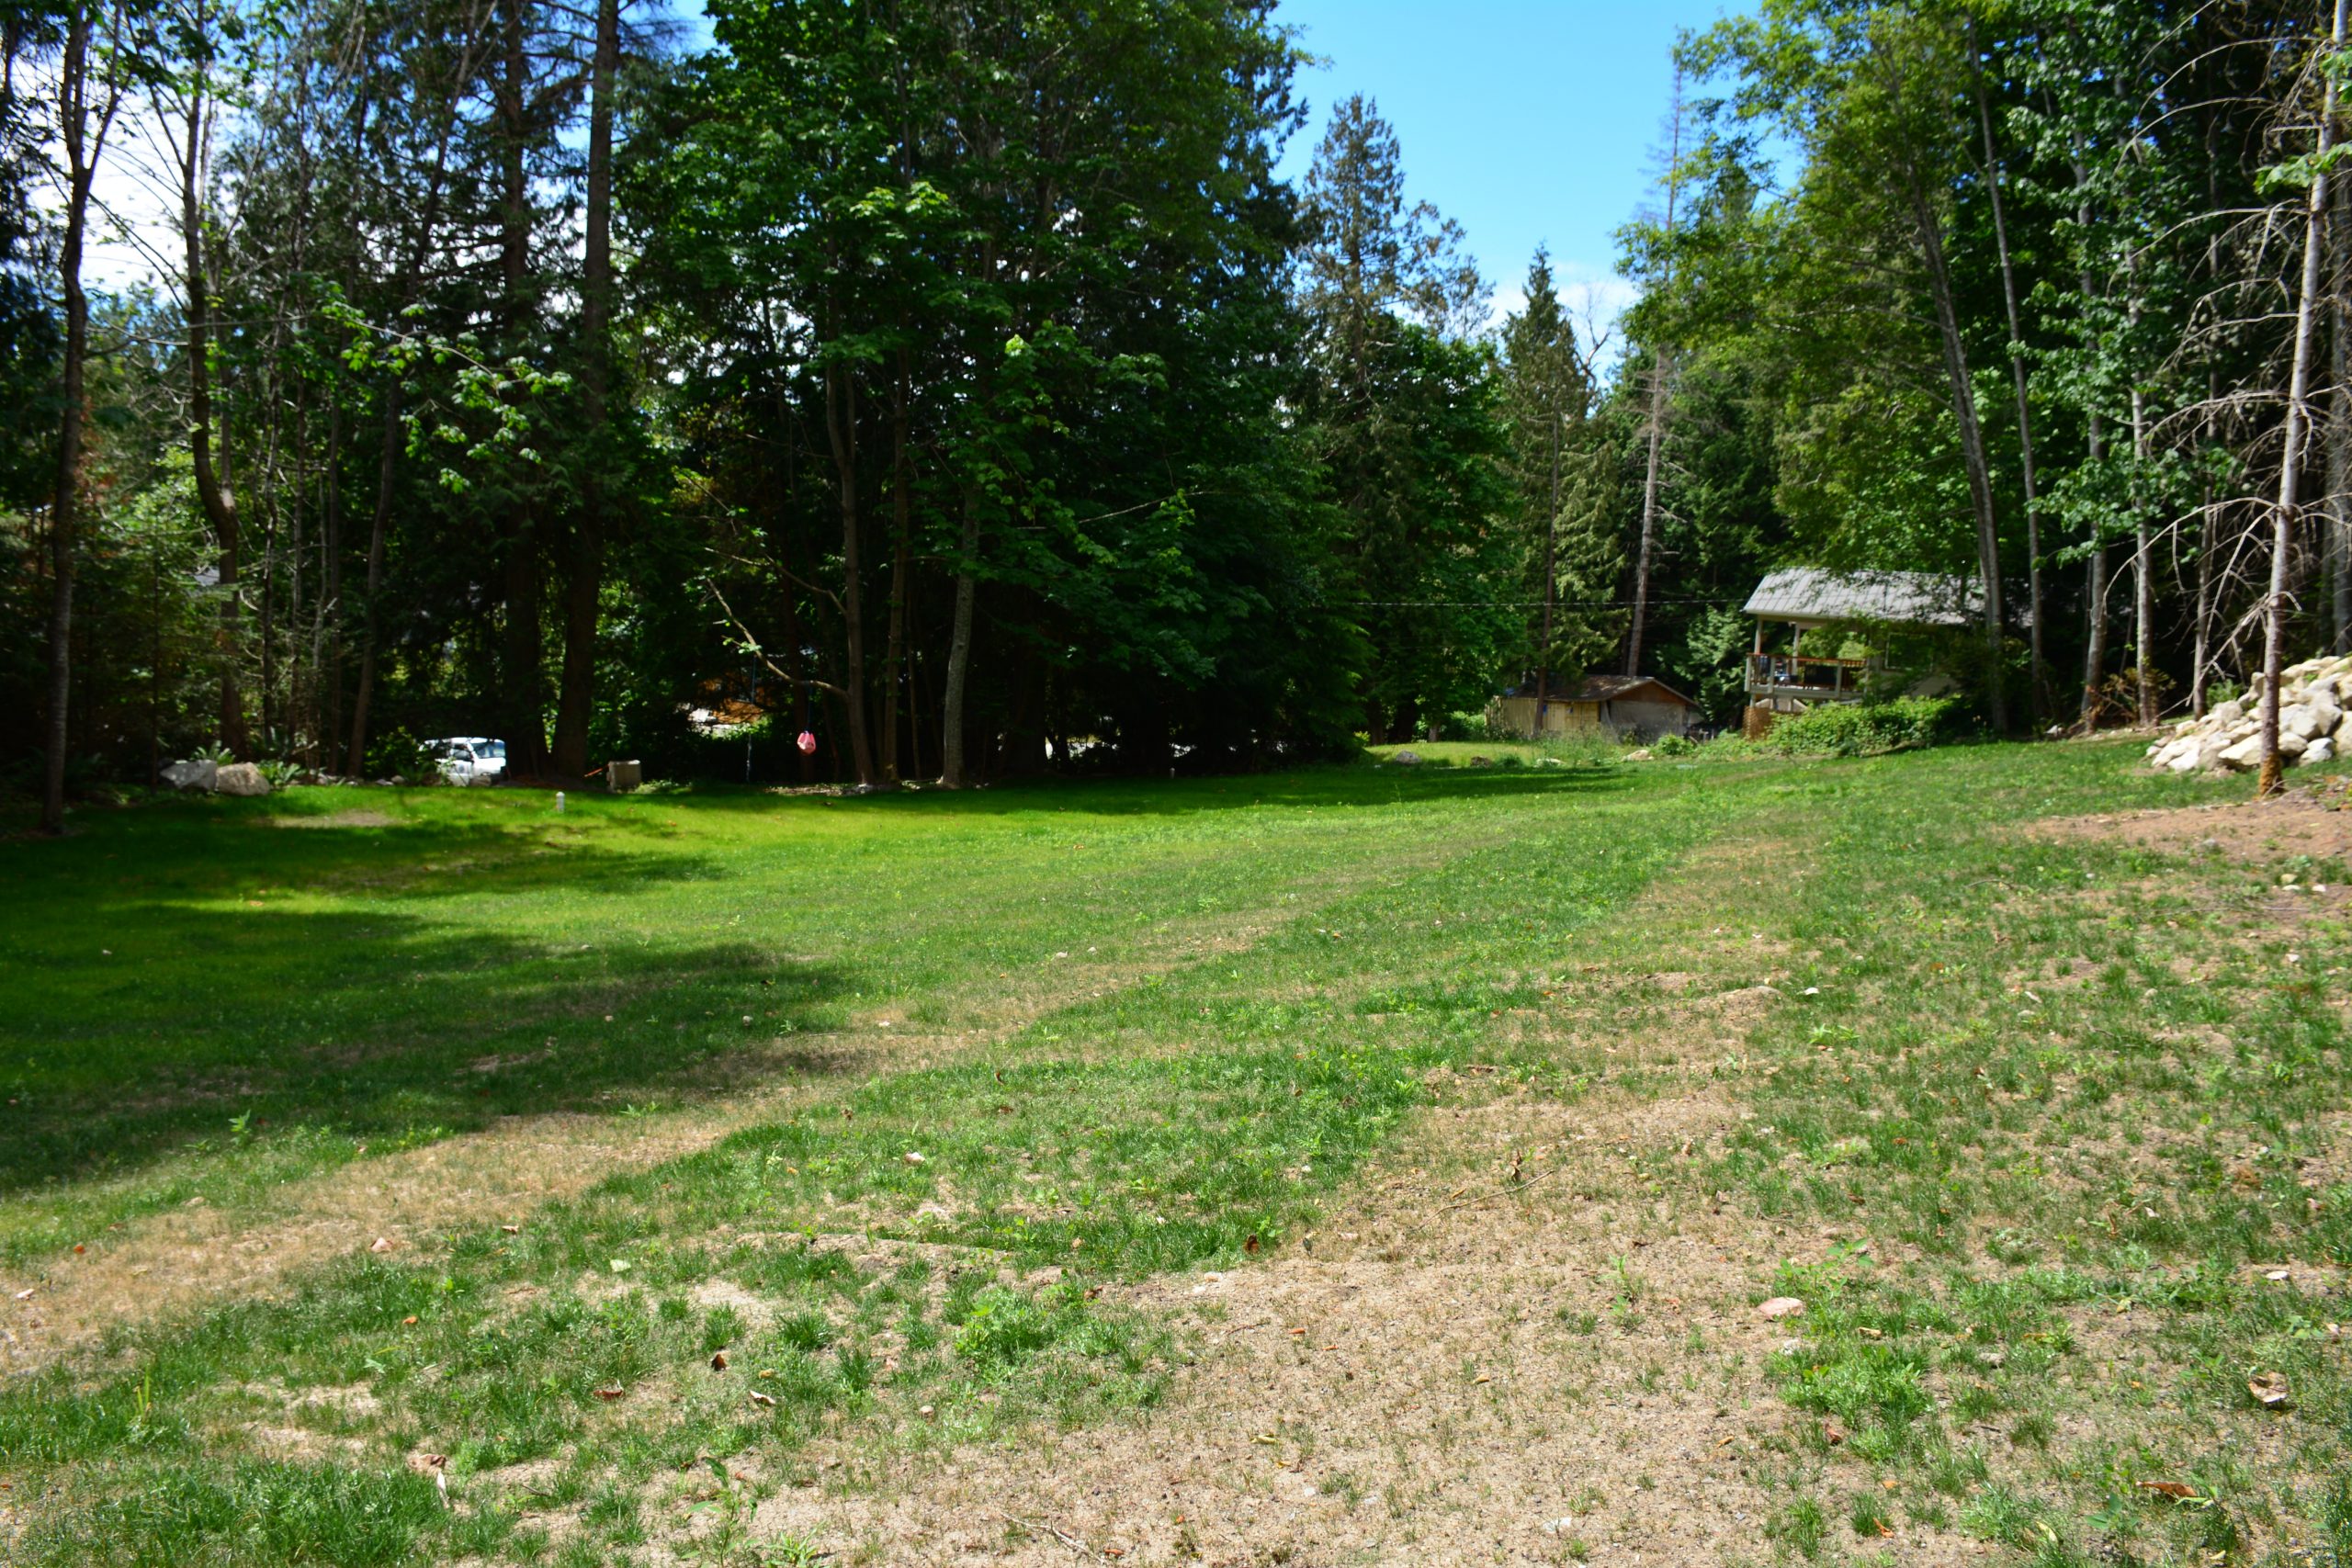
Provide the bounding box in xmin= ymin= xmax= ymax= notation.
xmin=1740 ymin=567 xmax=1980 ymax=716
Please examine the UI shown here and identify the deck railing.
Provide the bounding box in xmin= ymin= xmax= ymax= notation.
xmin=1746 ymin=652 xmax=1876 ymax=702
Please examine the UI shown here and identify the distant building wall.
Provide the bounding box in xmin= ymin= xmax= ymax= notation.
xmin=1610 ymin=698 xmax=1692 ymax=739
xmin=1491 ymin=694 xmax=1690 ymax=739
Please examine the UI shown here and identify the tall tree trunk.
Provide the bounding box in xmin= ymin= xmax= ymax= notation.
xmin=1973 ymin=22 xmax=2045 ymax=718
xmin=940 ymin=485 xmax=980 ymax=787
xmin=496 ymin=0 xmax=546 ymax=775
xmin=2331 ymin=166 xmax=2352 ymax=656
xmin=2079 ymin=409 xmax=2108 ymax=732
xmin=2192 ymin=467 xmax=2215 ymax=718
xmin=2132 ymin=385 xmax=2155 ymax=726
xmin=1905 ymin=174 xmax=2007 ymax=733
xmin=880 ymin=353 xmax=911 ymax=784
xmin=552 ymin=0 xmax=616 ymax=778
xmin=345 ymin=387 xmax=402 ymax=775
xmin=1535 ymin=406 xmax=1558 ymax=730
xmin=344 ymin=19 xmax=484 ymax=775
xmin=2074 ymin=159 xmax=2108 ymax=737
xmin=175 ymin=39 xmax=249 ymax=760
xmin=322 ymin=401 xmax=343 ymax=765
xmin=1624 ymin=68 xmax=1682 ymax=679
xmin=2260 ymin=0 xmax=2345 ymax=795
xmin=42 ymin=3 xmax=108 ymax=836
xmin=822 ymin=356 xmax=879 ymax=788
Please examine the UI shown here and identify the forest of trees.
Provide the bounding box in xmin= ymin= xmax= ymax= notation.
xmin=4 ymin=0 xmax=2349 ymax=827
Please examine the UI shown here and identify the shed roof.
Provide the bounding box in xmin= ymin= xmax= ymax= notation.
xmin=1743 ymin=567 xmax=1979 ymax=626
xmin=1516 ymin=674 xmax=1699 ymax=707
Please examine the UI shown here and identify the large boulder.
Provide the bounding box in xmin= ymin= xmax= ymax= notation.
xmin=213 ymin=761 xmax=271 ymax=796
xmin=2209 ymin=699 xmax=2246 ymax=728
xmin=2284 ymin=704 xmax=2331 ymax=742
xmin=2219 ymin=734 xmax=2265 ymax=772
xmin=2309 ymin=736 xmax=2338 ymax=764
xmin=161 ymin=758 xmax=218 ymax=792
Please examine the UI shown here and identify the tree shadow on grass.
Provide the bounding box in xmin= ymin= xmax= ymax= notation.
xmin=668 ymin=759 xmax=1653 ymax=820
xmin=0 ymin=823 xmax=853 ymax=1200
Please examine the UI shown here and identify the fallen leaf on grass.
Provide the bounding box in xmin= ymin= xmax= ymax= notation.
xmin=1758 ymin=1296 xmax=1805 ymax=1321
xmin=2137 ymin=1482 xmax=2199 ymax=1500
xmin=368 ymin=1237 xmax=394 ymax=1254
xmin=1245 ymin=1234 xmax=1261 ymax=1255
xmin=11 ymin=1289 xmax=32 ymax=1302
xmin=2248 ymin=1372 xmax=2291 ymax=1408
xmin=594 ymin=1386 xmax=626 ymax=1401
xmin=710 ymin=1350 xmax=729 ymax=1371
xmin=749 ymin=1391 xmax=775 ymax=1408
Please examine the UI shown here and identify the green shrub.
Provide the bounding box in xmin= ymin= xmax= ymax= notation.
xmin=1761 ymin=696 xmax=1965 ymax=759
xmin=1650 ymin=733 xmax=1696 ymax=758
xmin=363 ymin=727 xmax=434 ymax=781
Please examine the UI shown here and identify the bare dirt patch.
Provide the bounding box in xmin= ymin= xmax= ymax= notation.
xmin=267 ymin=809 xmax=401 ymax=829
xmin=2024 ymin=792 xmax=2352 ymax=864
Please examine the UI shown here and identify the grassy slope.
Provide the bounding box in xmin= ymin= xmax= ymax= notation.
xmin=0 ymin=745 xmax=2346 ymax=1566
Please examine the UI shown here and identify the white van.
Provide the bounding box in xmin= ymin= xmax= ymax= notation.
xmin=428 ymin=737 xmax=508 ymax=785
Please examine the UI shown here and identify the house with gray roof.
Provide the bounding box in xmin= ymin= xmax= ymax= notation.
xmin=1740 ymin=567 xmax=1979 ymax=717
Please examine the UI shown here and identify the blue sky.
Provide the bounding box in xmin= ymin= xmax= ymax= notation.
xmin=1272 ymin=0 xmax=1754 ymax=334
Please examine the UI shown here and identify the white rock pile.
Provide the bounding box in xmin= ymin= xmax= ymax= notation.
xmin=2146 ymin=653 xmax=2352 ymax=773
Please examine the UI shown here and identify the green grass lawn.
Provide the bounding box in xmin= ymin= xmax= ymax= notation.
xmin=2 ymin=746 xmax=2347 ymax=1566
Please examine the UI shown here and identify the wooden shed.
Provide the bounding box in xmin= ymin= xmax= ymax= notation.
xmin=1490 ymin=674 xmax=1700 ymax=741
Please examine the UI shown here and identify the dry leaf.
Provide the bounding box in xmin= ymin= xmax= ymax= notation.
xmin=1758 ymin=1296 xmax=1805 ymax=1321
xmin=11 ymin=1288 xmax=32 ymax=1302
xmin=710 ymin=1350 xmax=729 ymax=1371
xmin=401 ymin=1315 xmax=418 ymax=1326
xmin=2137 ymin=1481 xmax=2198 ymax=1500
xmin=594 ymin=1386 xmax=626 ymax=1401
xmin=368 ymin=1236 xmax=393 ymax=1254
xmin=749 ymin=1391 xmax=775 ymax=1408
xmin=1824 ymin=1422 xmax=1847 ymax=1446
xmin=2248 ymin=1371 xmax=2290 ymax=1408
xmin=501 ymin=1224 xmax=520 ymax=1235
xmin=406 ymin=1452 xmax=448 ymax=1474
xmin=1244 ymin=1234 xmax=1261 ymax=1255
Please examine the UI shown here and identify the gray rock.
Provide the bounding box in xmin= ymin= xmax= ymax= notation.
xmin=2211 ymin=699 xmax=2246 ymax=727
xmin=2285 ymin=704 xmax=2329 ymax=742
xmin=1389 ymin=750 xmax=1423 ymax=766
xmin=213 ymin=761 xmax=271 ymax=796
xmin=162 ymin=758 xmax=218 ymax=792
xmin=2307 ymin=736 xmax=2337 ymax=764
